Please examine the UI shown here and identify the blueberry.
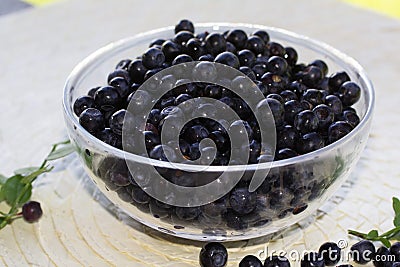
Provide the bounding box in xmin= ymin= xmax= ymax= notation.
xmin=128 ymin=60 xmax=147 ymax=84
xmin=109 ymin=76 xmax=131 ymax=98
xmin=284 ymin=47 xmax=298 ymax=66
xmin=199 ymin=242 xmax=228 ymax=267
xmin=390 ymin=242 xmax=400 ymax=262
xmin=131 ymin=187 xmax=150 ymax=204
xmin=184 ymin=125 xmax=209 ymax=143
xmin=350 ymin=240 xmax=376 ymax=264
xmin=199 ymin=54 xmax=215 ymax=62
xmin=252 ymin=64 xmax=268 ymax=80
xmin=229 ymin=120 xmax=253 ymax=143
xmin=297 ymin=132 xmax=324 ymax=154
xmin=246 ymin=35 xmax=265 ymax=55
xmin=175 ymin=19 xmax=194 ymax=33
xmin=22 ymin=201 xmax=43 ymax=223
xmin=109 ymin=109 xmax=126 ymax=135
xmin=226 ymin=29 xmax=248 ymax=49
xmin=142 ymin=47 xmax=165 ymax=69
xmin=328 ymin=121 xmax=353 ymax=144
xmin=284 ymin=100 xmax=304 ymax=125
xmin=276 ymin=148 xmax=298 ymax=160
xmin=324 ymin=95 xmax=343 ymax=115
xmin=229 ymin=187 xmax=257 ymax=215
xmin=107 ymin=69 xmax=130 ymax=84
xmin=261 ymin=72 xmax=286 ymax=94
xmin=205 ymin=33 xmax=227 ymax=56
xmin=73 ymin=96 xmax=94 ymax=116
xmin=280 ymin=90 xmax=298 ymax=102
xmin=174 ymin=30 xmax=195 ymax=46
xmin=240 ymin=66 xmax=257 ymax=81
xmin=302 ymin=89 xmax=324 ymax=108
xmin=225 ymin=42 xmax=237 ymax=54
xmin=268 ymin=42 xmax=286 ymax=57
xmin=328 ymin=71 xmax=350 ymax=92
xmin=88 ymin=87 xmax=99 ymax=97
xmin=186 ymin=38 xmax=206 ymax=59
xmin=277 ymin=125 xmax=299 ymax=149
xmin=175 ymin=207 xmax=201 ymax=220
xmin=115 ymin=58 xmax=131 ymax=70
xmin=265 ymin=98 xmax=285 ymax=127
xmin=239 ymin=255 xmax=263 ymax=267
xmin=342 ymin=110 xmax=360 ymax=128
xmin=301 ymin=252 xmax=325 ymax=267
xmin=338 ymin=81 xmax=361 ymax=106
xmin=294 ymin=110 xmax=319 ymax=134
xmin=79 ymin=108 xmax=105 ymax=133
xmin=94 ymin=86 xmax=121 ymax=111
xmin=310 ymin=60 xmax=328 ymax=76
xmin=264 ymin=255 xmax=291 ymax=267
xmin=253 ymin=30 xmax=270 ymax=44
xmin=224 ymin=211 xmax=248 ymax=230
xmin=267 ymin=56 xmax=288 ymax=75
xmin=288 ymin=81 xmax=307 ymax=98
xmin=300 ymin=66 xmax=324 ymax=87
xmin=214 ymin=51 xmax=240 ymax=69
xmin=238 ymin=49 xmax=256 ymax=67
xmin=208 ymin=131 xmax=229 ymax=152
xmin=313 ymin=104 xmax=334 ymax=131
xmin=161 ymin=40 xmax=182 ymax=62
xmin=144 ymin=130 xmax=160 ymax=150
xmin=172 ymin=54 xmax=193 ymax=65
xmin=373 ymin=246 xmax=393 ymax=267
xmin=96 ymin=128 xmax=121 ymax=148
xmin=149 ymin=39 xmax=165 ymax=47
xmin=149 ymin=144 xmax=175 ymax=161
xmin=318 ymin=242 xmax=341 ymax=266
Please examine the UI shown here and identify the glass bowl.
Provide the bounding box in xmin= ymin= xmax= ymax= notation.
xmin=62 ymin=23 xmax=374 ymax=241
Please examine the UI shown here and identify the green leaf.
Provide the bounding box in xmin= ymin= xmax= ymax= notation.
xmin=1 ymin=175 xmax=32 ymax=206
xmin=0 ymin=174 xmax=7 ymax=185
xmin=367 ymin=229 xmax=379 ymax=238
xmin=14 ymin=167 xmax=39 ymax=175
xmin=394 ymin=213 xmax=400 ymax=227
xmin=379 ymin=237 xmax=391 ymax=248
xmin=45 ymin=144 xmax=75 ymax=160
xmin=393 ymin=197 xmax=400 ymax=215
xmin=0 ymin=188 xmax=4 ymax=202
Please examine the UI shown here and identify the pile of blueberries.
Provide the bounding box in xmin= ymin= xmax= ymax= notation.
xmin=73 ymin=19 xmax=362 ymax=232
xmin=200 ymin=240 xmax=400 ymax=267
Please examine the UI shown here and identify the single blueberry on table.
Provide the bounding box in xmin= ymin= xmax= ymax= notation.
xmin=239 ymin=255 xmax=263 ymax=267
xmin=199 ymin=242 xmax=228 ymax=267
xmin=318 ymin=242 xmax=341 ymax=266
xmin=22 ymin=201 xmax=43 ymax=223
xmin=264 ymin=255 xmax=291 ymax=267
xmin=350 ymin=240 xmax=376 ymax=264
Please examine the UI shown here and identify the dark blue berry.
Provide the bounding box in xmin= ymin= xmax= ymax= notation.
xmin=373 ymin=246 xmax=393 ymax=267
xmin=175 ymin=19 xmax=194 ymax=33
xmin=280 ymin=90 xmax=298 ymax=102
xmin=268 ymin=42 xmax=286 ymax=57
xmin=172 ymin=54 xmax=193 ymax=65
xmin=73 ymin=96 xmax=94 ymax=116
xmin=226 ymin=29 xmax=247 ymax=49
xmin=239 ymin=66 xmax=257 ymax=81
xmin=199 ymin=54 xmax=215 ymax=61
xmin=115 ymin=59 xmax=131 ymax=70
xmin=144 ymin=130 xmax=160 ymax=150
xmin=284 ymin=100 xmax=304 ymax=125
xmin=229 ymin=187 xmax=257 ymax=215
xmin=239 ymin=255 xmax=263 ymax=267
xmin=264 ymin=255 xmax=291 ymax=267
xmin=185 ymin=125 xmax=209 ymax=143
xmin=22 ymin=201 xmax=43 ymax=223
xmin=96 ymin=128 xmax=121 ymax=148
xmin=338 ymin=81 xmax=361 ymax=106
xmin=252 ymin=64 xmax=268 ymax=80
xmin=276 ymin=148 xmax=298 ymax=160
xmin=246 ymin=35 xmax=265 ymax=55
xmin=310 ymin=59 xmax=328 ymax=76
xmin=313 ymin=104 xmax=334 ymax=131
xmin=390 ymin=242 xmax=400 ymax=262
xmin=253 ymin=30 xmax=270 ymax=44
xmin=238 ymin=49 xmax=256 ymax=67
xmin=328 ymin=121 xmax=353 ymax=144
xmin=350 ymin=240 xmax=376 ymax=264
xmin=88 ymin=87 xmax=99 ymax=97
xmin=205 ymin=33 xmax=227 ymax=56
xmin=107 ymin=69 xmax=130 ymax=84
xmin=79 ymin=108 xmax=105 ymax=133
xmin=128 ymin=59 xmax=147 ymax=83
xmin=318 ymin=242 xmax=341 ymax=266
xmin=161 ymin=40 xmax=182 ymax=62
xmin=109 ymin=109 xmax=126 ymax=135
xmin=277 ymin=125 xmax=299 ymax=149
xmin=199 ymin=242 xmax=228 ymax=267
xmin=302 ymin=89 xmax=324 ymax=108
xmin=214 ymin=51 xmax=240 ymax=69
xmin=342 ymin=110 xmax=360 ymax=128
xmin=297 ymin=132 xmax=324 ymax=154
xmin=328 ymin=71 xmax=350 ymax=92
xmin=142 ymin=47 xmax=165 ymax=69
xmin=175 ymin=207 xmax=201 ymax=220
xmin=324 ymin=95 xmax=343 ymax=115
xmin=300 ymin=66 xmax=324 ymax=87
xmin=267 ymin=56 xmax=288 ymax=75
xmin=131 ymin=187 xmax=150 ymax=204
xmin=284 ymin=47 xmax=298 ymax=66
xmin=301 ymin=252 xmax=325 ymax=267
xmin=226 ymin=42 xmax=237 ymax=54
xmin=186 ymin=38 xmax=206 ymax=59
xmin=294 ymin=110 xmax=319 ymax=134
xmin=149 ymin=39 xmax=165 ymax=47
xmin=109 ymin=77 xmax=131 ymax=98
xmin=94 ymin=86 xmax=121 ymax=111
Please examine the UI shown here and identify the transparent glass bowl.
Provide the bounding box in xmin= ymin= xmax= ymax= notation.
xmin=63 ymin=23 xmax=374 ymax=241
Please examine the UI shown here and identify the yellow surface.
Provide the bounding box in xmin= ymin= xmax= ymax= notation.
xmin=23 ymin=0 xmax=60 ymax=5
xmin=342 ymin=0 xmax=400 ymax=18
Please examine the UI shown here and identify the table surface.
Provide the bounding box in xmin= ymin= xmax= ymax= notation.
xmin=0 ymin=0 xmax=399 ymax=266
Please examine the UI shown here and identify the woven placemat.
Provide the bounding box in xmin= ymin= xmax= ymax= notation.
xmin=0 ymin=131 xmax=398 ymax=267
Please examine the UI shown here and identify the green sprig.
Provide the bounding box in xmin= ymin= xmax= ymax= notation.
xmin=348 ymin=197 xmax=400 ymax=247
xmin=0 ymin=140 xmax=74 ymax=230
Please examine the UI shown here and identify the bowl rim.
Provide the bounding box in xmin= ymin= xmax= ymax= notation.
xmin=63 ymin=22 xmax=375 ymax=172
